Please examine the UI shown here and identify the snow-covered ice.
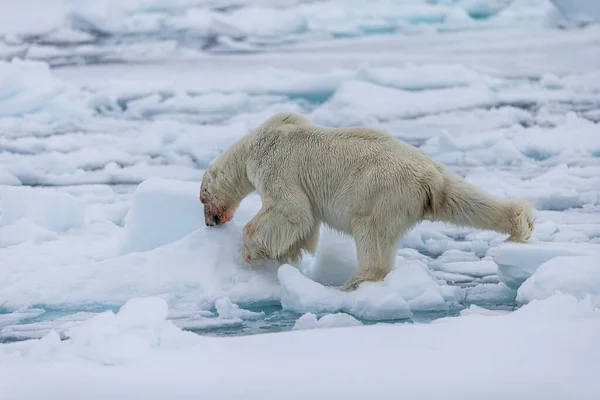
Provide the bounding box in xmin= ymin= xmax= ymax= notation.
xmin=493 ymin=241 xmax=600 ymax=289
xmin=292 ymin=312 xmax=363 ymax=331
xmin=119 ymin=177 xmax=207 ymax=253
xmin=2 ymin=293 xmax=600 ymax=399
xmin=0 ymin=185 xmax=86 ymax=233
xmin=2 ymin=0 xmax=600 ymax=397
xmin=517 ymin=255 xmax=600 ymax=307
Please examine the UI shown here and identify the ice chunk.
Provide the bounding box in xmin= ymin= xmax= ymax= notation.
xmin=0 ymin=186 xmax=85 ymax=232
xmin=280 ymin=258 xmax=462 ymax=319
xmin=0 ymin=170 xmax=21 ymax=186
xmin=494 ymin=242 xmax=600 ymax=289
xmin=356 ymin=64 xmax=497 ymax=91
xmin=0 ymin=311 xmax=96 ymax=342
xmin=0 ymin=217 xmax=281 ymax=309
xmin=430 ymin=249 xmax=481 ymax=267
xmin=170 ymin=317 xmax=243 ymax=331
xmin=383 ymin=260 xmax=448 ymax=311
xmin=432 ymin=260 xmax=498 ymax=277
xmin=312 ymin=80 xmax=496 ymax=125
xmin=459 ymin=304 xmax=511 ymax=317
xmin=439 ymin=285 xmax=466 ymax=305
xmin=292 ymin=312 xmax=362 ymax=331
xmin=431 ymin=270 xmax=476 ymax=283
xmin=308 ymin=230 xmax=357 ymax=286
xmin=465 ymin=283 xmax=517 ymax=305
xmin=0 ymin=219 xmax=58 ymax=248
xmin=214 ymin=297 xmax=264 ymax=320
xmin=481 ymin=275 xmax=500 ymax=283
xmin=51 ymin=297 xmax=201 ymax=364
xmin=279 ymin=264 xmax=412 ymax=321
xmin=0 ymin=308 xmax=45 ymax=329
xmin=113 ymin=296 xmax=168 ymax=330
xmin=0 ymin=59 xmax=90 ymax=118
xmin=517 ymin=256 xmax=600 ymax=307
xmin=551 ymin=0 xmax=600 ymax=25
xmin=119 ymin=177 xmax=205 ymax=253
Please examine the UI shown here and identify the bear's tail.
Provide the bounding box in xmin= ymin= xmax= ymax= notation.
xmin=424 ymin=166 xmax=536 ymax=243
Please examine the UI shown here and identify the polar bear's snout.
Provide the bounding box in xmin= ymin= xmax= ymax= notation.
xmin=206 ymin=214 xmax=221 ymax=227
xmin=202 ymin=196 xmax=230 ymax=227
xmin=203 ymin=202 xmax=223 ymax=227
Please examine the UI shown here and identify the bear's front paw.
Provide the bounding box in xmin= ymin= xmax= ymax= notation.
xmin=242 ymin=236 xmax=269 ymax=264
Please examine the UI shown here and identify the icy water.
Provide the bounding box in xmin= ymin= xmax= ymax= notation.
xmin=0 ymin=269 xmax=515 ymax=343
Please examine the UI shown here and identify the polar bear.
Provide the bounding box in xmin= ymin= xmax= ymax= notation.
xmin=200 ymin=112 xmax=535 ymax=291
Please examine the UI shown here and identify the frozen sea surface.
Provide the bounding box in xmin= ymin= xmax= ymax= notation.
xmin=1 ymin=0 xmax=600 ymax=398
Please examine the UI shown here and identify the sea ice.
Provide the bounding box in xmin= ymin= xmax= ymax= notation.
xmin=292 ymin=312 xmax=362 ymax=331
xmin=312 ymin=80 xmax=496 ymax=126
xmin=2 ymin=292 xmax=599 ymax=399
xmin=517 ymin=255 xmax=600 ymax=307
xmin=459 ymin=304 xmax=510 ymax=317
xmin=0 ymin=169 xmax=21 ymax=186
xmin=493 ymin=241 xmax=600 ymax=289
xmin=0 ymin=59 xmax=90 ymax=118
xmin=1 ymin=1 xmax=600 ymax=395
xmin=551 ymin=0 xmax=600 ymax=25
xmin=0 ymin=215 xmax=281 ymax=310
xmin=465 ymin=282 xmax=517 ymax=305
xmin=280 ymin=258 xmax=464 ymax=320
xmin=307 ymin=229 xmax=357 ymax=286
xmin=356 ymin=63 xmax=498 ymax=91
xmin=0 ymin=308 xmax=45 ymax=329
xmin=430 ymin=260 xmax=498 ymax=277
xmin=119 ymin=177 xmax=206 ymax=253
xmin=0 ymin=311 xmax=97 ymax=342
xmin=279 ymin=264 xmax=412 ymax=321
xmin=383 ymin=260 xmax=449 ymax=311
xmin=0 ymin=219 xmax=58 ymax=248
xmin=0 ymin=185 xmax=86 ymax=233
xmin=214 ymin=297 xmax=265 ymax=320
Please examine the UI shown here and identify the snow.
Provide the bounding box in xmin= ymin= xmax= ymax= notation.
xmin=292 ymin=312 xmax=363 ymax=331
xmin=214 ymin=297 xmax=265 ymax=320
xmin=0 ymin=58 xmax=90 ymax=119
xmin=517 ymin=256 xmax=600 ymax=307
xmin=0 ymin=185 xmax=86 ymax=233
xmin=307 ymin=230 xmax=357 ymax=286
xmin=312 ymin=80 xmax=497 ymax=125
xmin=280 ymin=258 xmax=465 ymax=320
xmin=119 ymin=177 xmax=206 ymax=253
xmin=551 ymin=0 xmax=600 ymax=26
xmin=2 ymin=293 xmax=600 ymax=399
xmin=431 ymin=260 xmax=498 ymax=277
xmin=2 ymin=0 xmax=600 ymax=397
xmin=279 ymin=264 xmax=413 ymax=321
xmin=2 ymin=0 xmax=584 ymax=67
xmin=493 ymin=241 xmax=600 ymax=289
xmin=465 ymin=282 xmax=517 ymax=305
xmin=0 ymin=170 xmax=21 ymax=186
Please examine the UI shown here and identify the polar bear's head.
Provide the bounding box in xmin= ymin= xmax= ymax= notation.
xmin=200 ymin=167 xmax=235 ymax=227
xmin=200 ymin=146 xmax=254 ymax=227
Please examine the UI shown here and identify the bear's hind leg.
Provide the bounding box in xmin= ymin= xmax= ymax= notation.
xmin=343 ymin=218 xmax=412 ymax=291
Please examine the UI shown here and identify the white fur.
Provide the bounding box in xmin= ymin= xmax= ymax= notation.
xmin=200 ymin=112 xmax=536 ymax=291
